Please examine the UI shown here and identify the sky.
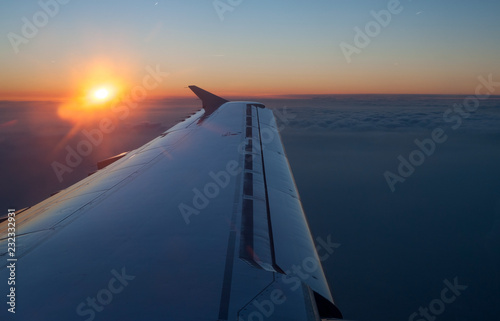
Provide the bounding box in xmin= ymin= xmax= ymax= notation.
xmin=1 ymin=0 xmax=500 ymax=99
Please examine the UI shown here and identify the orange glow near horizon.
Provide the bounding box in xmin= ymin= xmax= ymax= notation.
xmin=1 ymin=57 xmax=497 ymax=102
xmin=56 ymin=61 xmax=129 ymax=124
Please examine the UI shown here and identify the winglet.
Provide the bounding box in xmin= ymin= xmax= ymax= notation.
xmin=188 ymin=86 xmax=229 ymax=113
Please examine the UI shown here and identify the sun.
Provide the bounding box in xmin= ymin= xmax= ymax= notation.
xmin=88 ymin=86 xmax=117 ymax=105
xmin=93 ymin=88 xmax=110 ymax=100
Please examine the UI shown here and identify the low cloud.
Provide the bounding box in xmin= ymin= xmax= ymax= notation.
xmin=263 ymin=95 xmax=500 ymax=133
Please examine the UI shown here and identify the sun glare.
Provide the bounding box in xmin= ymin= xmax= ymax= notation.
xmin=94 ymin=88 xmax=109 ymax=100
xmin=57 ymin=61 xmax=128 ymax=123
xmin=87 ymin=85 xmax=118 ymax=105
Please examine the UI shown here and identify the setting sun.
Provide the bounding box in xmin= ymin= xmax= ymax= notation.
xmin=86 ymin=83 xmax=120 ymax=105
xmin=57 ymin=76 xmax=125 ymax=124
xmin=94 ymin=88 xmax=109 ymax=100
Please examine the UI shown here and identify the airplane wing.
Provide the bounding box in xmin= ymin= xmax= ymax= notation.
xmin=0 ymin=87 xmax=342 ymax=320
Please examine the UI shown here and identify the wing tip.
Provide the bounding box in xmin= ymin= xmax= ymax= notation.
xmin=188 ymin=85 xmax=229 ymax=113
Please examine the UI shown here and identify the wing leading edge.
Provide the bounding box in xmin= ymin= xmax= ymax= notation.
xmin=0 ymin=87 xmax=342 ymax=320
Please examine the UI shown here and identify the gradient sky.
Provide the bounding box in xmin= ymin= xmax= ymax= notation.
xmin=1 ymin=0 xmax=500 ymax=99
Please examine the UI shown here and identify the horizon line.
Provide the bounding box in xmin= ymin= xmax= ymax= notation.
xmin=2 ymin=93 xmax=500 ymax=103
